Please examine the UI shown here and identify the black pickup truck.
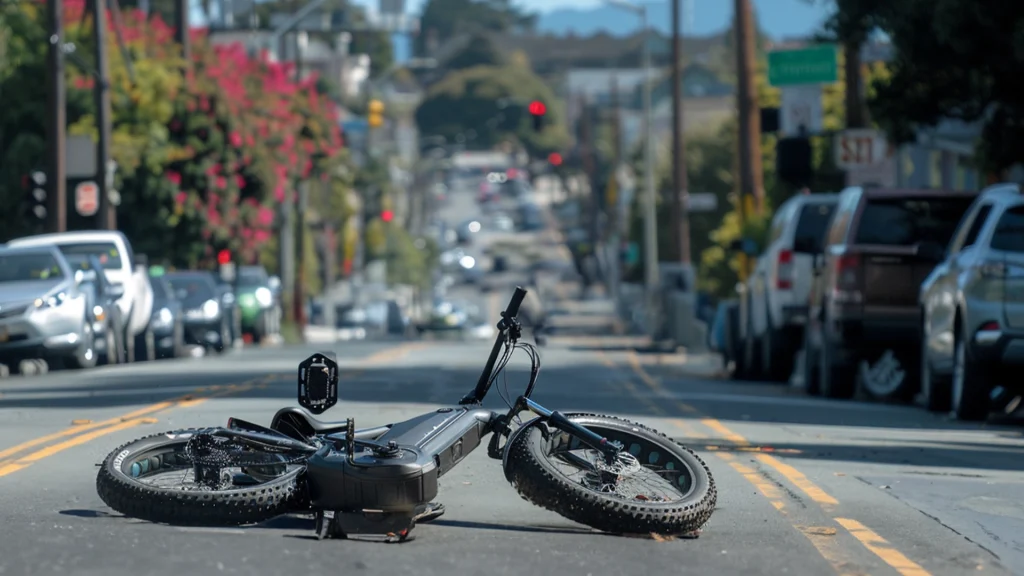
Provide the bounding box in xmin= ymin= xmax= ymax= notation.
xmin=804 ymin=187 xmax=978 ymax=401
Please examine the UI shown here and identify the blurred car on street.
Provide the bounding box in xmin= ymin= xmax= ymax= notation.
xmin=147 ymin=272 xmax=185 ymax=359
xmin=231 ymin=266 xmax=280 ymax=343
xmin=0 ymin=245 xmax=97 ymax=371
xmin=919 ymin=183 xmax=1024 ymax=420
xmin=802 ymin=186 xmax=977 ymax=402
xmin=735 ymin=193 xmax=838 ymax=382
xmin=165 ymin=271 xmax=232 ymax=353
xmin=65 ymin=253 xmax=127 ymax=365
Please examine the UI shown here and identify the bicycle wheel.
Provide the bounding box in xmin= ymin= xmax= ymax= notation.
xmin=504 ymin=413 xmax=716 ymax=536
xmin=96 ymin=429 xmax=306 ymax=526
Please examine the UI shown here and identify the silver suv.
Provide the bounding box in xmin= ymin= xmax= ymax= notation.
xmin=919 ymin=183 xmax=1024 ymax=421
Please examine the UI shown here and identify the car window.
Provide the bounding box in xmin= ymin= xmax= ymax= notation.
xmin=166 ymin=275 xmax=216 ymax=303
xmin=768 ymin=205 xmax=789 ymax=244
xmin=794 ymin=203 xmax=836 ymax=253
xmin=991 ymin=206 xmax=1024 ymax=253
xmin=0 ymin=252 xmax=65 ymax=282
xmin=954 ymin=204 xmax=993 ymax=252
xmin=853 ymin=196 xmax=976 ymax=246
xmin=57 ymin=242 xmax=123 ymax=270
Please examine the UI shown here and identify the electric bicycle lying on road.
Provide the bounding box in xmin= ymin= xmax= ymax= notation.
xmin=96 ymin=287 xmax=717 ymax=541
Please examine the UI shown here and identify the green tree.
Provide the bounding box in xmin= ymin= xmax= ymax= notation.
xmin=444 ymin=34 xmax=505 ymax=71
xmin=415 ymin=64 xmax=570 ymax=156
xmin=415 ymin=0 xmax=536 ymax=56
xmin=828 ymin=0 xmax=1022 ymax=173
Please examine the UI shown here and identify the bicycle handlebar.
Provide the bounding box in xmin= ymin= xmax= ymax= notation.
xmin=461 ymin=286 xmax=528 ymax=405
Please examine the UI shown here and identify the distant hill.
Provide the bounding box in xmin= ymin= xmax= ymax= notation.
xmin=537 ymin=3 xmax=679 ymax=37
xmin=535 ymin=0 xmax=825 ymax=39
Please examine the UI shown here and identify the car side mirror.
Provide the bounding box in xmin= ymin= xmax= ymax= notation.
xmin=108 ymin=282 xmax=126 ymax=298
xmin=728 ymin=237 xmax=759 ymax=256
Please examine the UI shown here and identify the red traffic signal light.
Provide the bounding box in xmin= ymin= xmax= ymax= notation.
xmin=381 ymin=210 xmax=394 ymax=223
xmin=548 ymin=152 xmax=563 ymax=166
xmin=217 ymin=249 xmax=231 ymax=265
xmin=528 ymin=101 xmax=546 ymax=116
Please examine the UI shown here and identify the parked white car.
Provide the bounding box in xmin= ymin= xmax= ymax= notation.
xmin=737 ymin=193 xmax=839 ymax=381
xmin=8 ymin=231 xmax=156 ymax=361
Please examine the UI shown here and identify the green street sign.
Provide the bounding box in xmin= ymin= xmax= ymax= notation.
xmin=768 ymin=44 xmax=838 ymax=86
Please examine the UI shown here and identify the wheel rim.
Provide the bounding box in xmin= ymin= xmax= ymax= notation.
xmin=540 ymin=427 xmax=697 ymax=503
xmin=952 ymin=339 xmax=965 ymax=411
xmin=860 ymin=352 xmax=902 ymax=397
xmin=82 ymin=323 xmax=94 ymax=363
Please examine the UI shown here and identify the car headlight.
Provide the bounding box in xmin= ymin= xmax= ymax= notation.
xmin=93 ymin=305 xmax=107 ymax=322
xmin=202 ymin=299 xmax=220 ymax=319
xmin=151 ymin=307 xmax=173 ymax=328
xmin=34 ymin=292 xmax=67 ymax=309
xmin=254 ymin=287 xmax=273 ymax=308
xmin=459 ymin=255 xmax=476 ymax=269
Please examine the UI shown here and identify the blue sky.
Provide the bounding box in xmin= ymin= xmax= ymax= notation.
xmin=347 ymin=0 xmax=834 ymax=38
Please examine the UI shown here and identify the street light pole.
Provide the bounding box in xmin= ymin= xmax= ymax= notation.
xmin=639 ymin=6 xmax=660 ymax=334
xmin=604 ymin=0 xmax=659 ymax=335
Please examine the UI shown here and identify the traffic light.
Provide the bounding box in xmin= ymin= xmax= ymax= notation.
xmin=776 ymin=137 xmax=813 ymax=187
xmin=368 ymin=99 xmax=385 ymax=129
xmin=548 ymin=152 xmax=563 ymax=166
xmin=217 ymin=249 xmax=231 ymax=265
xmin=25 ymin=171 xmax=47 ymax=220
xmin=528 ymin=100 xmax=546 ymax=132
xmin=381 ymin=209 xmax=394 ymax=223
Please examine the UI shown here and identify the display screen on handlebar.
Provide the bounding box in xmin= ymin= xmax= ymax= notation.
xmin=298 ymin=352 xmax=339 ymax=415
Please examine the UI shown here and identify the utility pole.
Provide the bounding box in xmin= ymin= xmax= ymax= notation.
xmin=92 ymin=0 xmax=114 ymax=230
xmin=293 ymin=182 xmax=308 ymax=329
xmin=671 ymin=0 xmax=692 ymax=265
xmin=46 ymin=0 xmax=67 ymax=233
xmin=843 ymin=37 xmax=868 ymax=128
xmin=734 ymin=0 xmax=764 ymax=216
xmin=175 ymin=0 xmax=190 ymax=61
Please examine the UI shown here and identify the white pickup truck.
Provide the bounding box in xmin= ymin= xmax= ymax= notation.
xmin=8 ymin=231 xmax=156 ymax=361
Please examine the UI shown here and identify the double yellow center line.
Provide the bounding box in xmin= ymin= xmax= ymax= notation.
xmin=0 ymin=375 xmax=277 ymax=479
xmin=604 ymin=349 xmax=932 ymax=576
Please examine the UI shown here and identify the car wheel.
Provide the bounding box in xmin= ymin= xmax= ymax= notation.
xmin=135 ymin=329 xmax=156 ymax=362
xmin=921 ymin=322 xmax=952 ymax=412
xmin=801 ymin=326 xmax=821 ymax=396
xmin=951 ymin=328 xmax=991 ymax=422
xmin=819 ymin=336 xmax=856 ymax=399
xmin=66 ymin=321 xmax=97 ymax=369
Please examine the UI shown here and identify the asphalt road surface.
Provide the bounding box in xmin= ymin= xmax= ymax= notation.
xmin=2 ymin=337 xmax=1023 ymax=576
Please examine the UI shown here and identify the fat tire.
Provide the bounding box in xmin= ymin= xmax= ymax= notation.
xmin=504 ymin=413 xmax=716 ymax=536
xmin=96 ymin=429 xmax=305 ymax=526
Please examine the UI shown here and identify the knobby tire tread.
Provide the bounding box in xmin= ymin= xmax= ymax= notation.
xmin=505 ymin=413 xmax=717 ymax=536
xmin=96 ymin=429 xmax=305 ymax=527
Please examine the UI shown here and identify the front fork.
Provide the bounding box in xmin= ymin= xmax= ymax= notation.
xmin=486 ymin=396 xmax=623 ymax=462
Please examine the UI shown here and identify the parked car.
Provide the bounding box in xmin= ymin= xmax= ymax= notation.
xmin=0 ymin=245 xmax=97 ymax=370
xmin=802 ymin=186 xmax=977 ymax=401
xmin=736 ymin=193 xmax=838 ymax=381
xmin=919 ymin=183 xmax=1024 ymax=420
xmin=147 ymin=274 xmax=185 ymax=359
xmin=7 ymin=231 xmax=156 ymax=362
xmin=207 ymin=272 xmax=240 ymax=349
xmin=64 ymin=253 xmax=127 ymax=365
xmin=233 ymin=265 xmax=280 ymax=342
xmin=164 ymin=271 xmax=232 ymax=353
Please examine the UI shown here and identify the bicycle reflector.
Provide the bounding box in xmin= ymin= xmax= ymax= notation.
xmin=298 ymin=352 xmax=339 ymax=414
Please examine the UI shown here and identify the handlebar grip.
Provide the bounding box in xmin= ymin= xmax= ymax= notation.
xmin=506 ymin=286 xmax=528 ymax=318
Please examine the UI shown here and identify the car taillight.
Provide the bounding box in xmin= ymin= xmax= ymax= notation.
xmin=776 ymin=249 xmax=793 ymax=290
xmin=979 ymin=321 xmax=1000 ymax=331
xmin=831 ymin=254 xmax=862 ymax=304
